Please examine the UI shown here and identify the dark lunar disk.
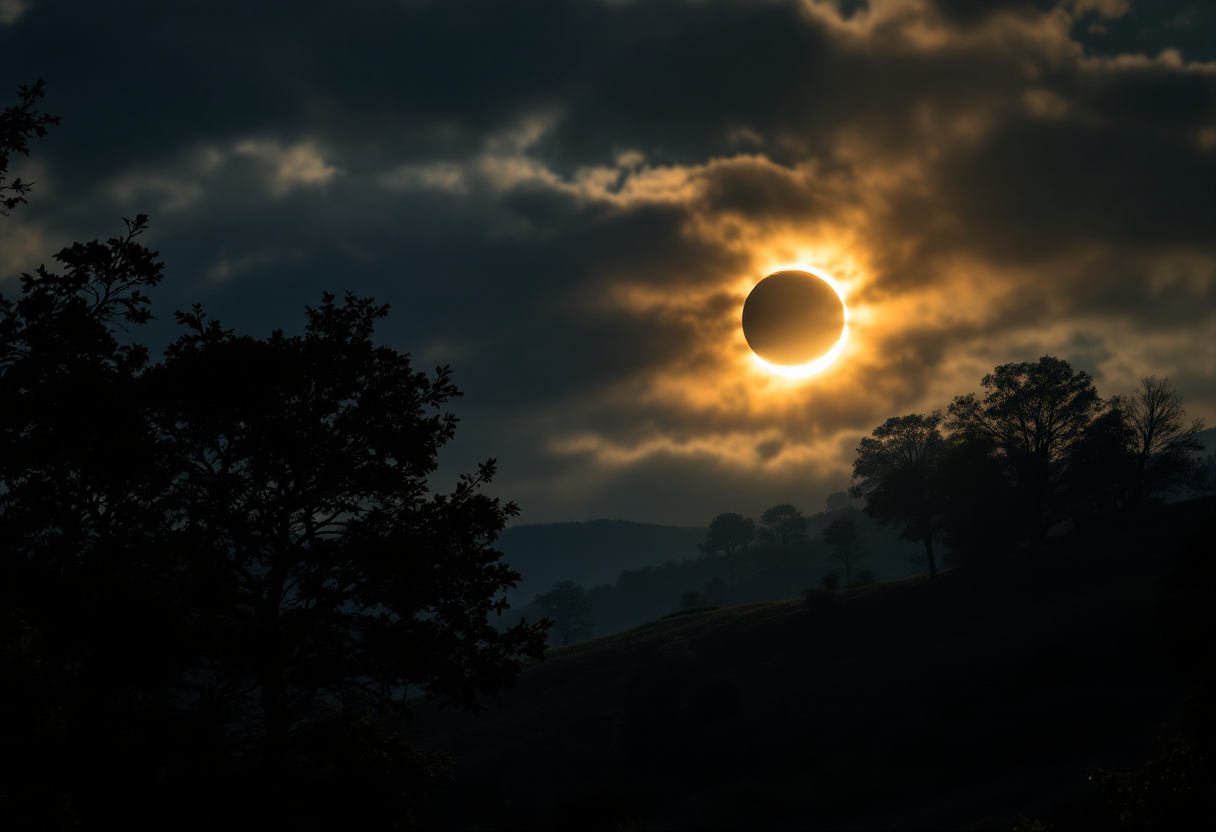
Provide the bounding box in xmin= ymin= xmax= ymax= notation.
xmin=742 ymin=270 xmax=845 ymax=365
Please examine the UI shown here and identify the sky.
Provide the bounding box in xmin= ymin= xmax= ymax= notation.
xmin=2 ymin=0 xmax=1213 ymax=526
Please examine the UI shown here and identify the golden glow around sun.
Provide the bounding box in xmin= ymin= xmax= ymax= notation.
xmin=749 ymin=264 xmax=850 ymax=378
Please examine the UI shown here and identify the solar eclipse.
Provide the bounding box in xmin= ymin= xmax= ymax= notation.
xmin=743 ymin=268 xmax=849 ymax=378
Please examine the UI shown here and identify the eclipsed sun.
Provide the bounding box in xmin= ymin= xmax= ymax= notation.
xmin=742 ymin=267 xmax=849 ymax=378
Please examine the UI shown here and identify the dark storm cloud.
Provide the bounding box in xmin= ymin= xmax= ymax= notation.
xmin=2 ymin=0 xmax=1212 ymax=524
xmin=929 ymin=117 xmax=1215 ymax=258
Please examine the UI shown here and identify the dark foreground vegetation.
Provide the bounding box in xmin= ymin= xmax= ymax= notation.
xmin=419 ymin=496 xmax=1215 ymax=831
xmin=509 ymin=356 xmax=1212 ymax=645
xmin=2 ymin=82 xmax=546 ymax=830
xmin=5 ymin=82 xmax=1215 ymax=831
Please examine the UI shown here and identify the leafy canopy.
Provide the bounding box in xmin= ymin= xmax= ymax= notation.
xmin=849 ymin=411 xmax=947 ymax=578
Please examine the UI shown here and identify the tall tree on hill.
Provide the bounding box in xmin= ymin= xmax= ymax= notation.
xmin=947 ymin=356 xmax=1103 ymax=553
xmin=821 ymin=517 xmax=866 ymax=586
xmin=533 ymin=581 xmax=593 ymax=646
xmin=849 ymin=412 xmax=947 ymax=580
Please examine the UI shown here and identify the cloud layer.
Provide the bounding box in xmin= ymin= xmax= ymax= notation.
xmin=2 ymin=0 xmax=1213 ymax=524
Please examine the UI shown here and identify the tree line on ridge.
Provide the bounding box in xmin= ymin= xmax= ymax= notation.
xmin=525 ymin=358 xmax=1208 ymax=646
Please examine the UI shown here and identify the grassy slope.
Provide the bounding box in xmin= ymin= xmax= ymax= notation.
xmin=419 ymin=498 xmax=1214 ymax=831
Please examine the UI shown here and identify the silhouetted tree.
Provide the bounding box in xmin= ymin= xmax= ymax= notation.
xmin=947 ymin=356 xmax=1103 ymax=552
xmin=699 ymin=512 xmax=756 ymax=588
xmin=534 ymin=581 xmax=593 ymax=646
xmin=700 ymin=512 xmax=755 ymax=557
xmin=0 ymin=79 xmax=59 ymax=214
xmin=758 ymin=503 xmax=809 ymax=552
xmin=2 ymin=258 xmax=548 ymax=815
xmin=1069 ymin=377 xmax=1208 ymax=520
xmin=0 ymin=215 xmax=178 ymax=828
xmin=935 ymin=433 xmax=1014 ymax=566
xmin=849 ymin=412 xmax=948 ymax=580
xmin=1065 ymin=402 xmax=1137 ymax=520
xmin=825 ymin=490 xmax=851 ymax=512
xmin=1 ymin=80 xmax=547 ymax=822
xmin=1123 ymin=376 xmax=1206 ymax=509
xmin=151 ymin=292 xmax=548 ymax=769
xmin=821 ymin=517 xmax=866 ymax=585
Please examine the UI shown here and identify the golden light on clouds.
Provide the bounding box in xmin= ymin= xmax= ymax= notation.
xmin=745 ymin=264 xmax=850 ymax=379
xmin=9 ymin=0 xmax=1209 ymax=528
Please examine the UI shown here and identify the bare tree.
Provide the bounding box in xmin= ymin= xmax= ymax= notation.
xmin=1123 ymin=376 xmax=1206 ymax=509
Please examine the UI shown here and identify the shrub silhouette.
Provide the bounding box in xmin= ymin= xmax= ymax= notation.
xmin=820 ymin=571 xmax=841 ymax=591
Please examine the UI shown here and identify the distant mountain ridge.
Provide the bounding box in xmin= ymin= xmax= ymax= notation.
xmin=496 ymin=519 xmax=707 ymax=603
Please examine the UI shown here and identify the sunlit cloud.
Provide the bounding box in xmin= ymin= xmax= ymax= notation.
xmin=5 ymin=0 xmax=1212 ymax=523
xmin=234 ymin=140 xmax=339 ymax=196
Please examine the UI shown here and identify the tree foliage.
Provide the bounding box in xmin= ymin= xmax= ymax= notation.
xmin=758 ymin=503 xmax=809 ymax=551
xmin=700 ymin=512 xmax=755 ymax=557
xmin=947 ymin=356 xmax=1103 ymax=551
xmin=699 ymin=511 xmax=756 ymax=589
xmin=0 ymin=82 xmax=546 ymax=828
xmin=848 ymin=357 xmax=1208 ymax=569
xmin=0 ymin=79 xmax=59 ymax=214
xmin=153 ymin=292 xmax=547 ymax=759
xmin=849 ymin=411 xmax=947 ymax=579
xmin=934 ymin=432 xmax=1014 ymax=565
xmin=1122 ymin=375 xmax=1206 ymax=508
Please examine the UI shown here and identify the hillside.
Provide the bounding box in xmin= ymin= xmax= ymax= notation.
xmin=419 ymin=498 xmax=1215 ymax=831
xmin=498 ymin=510 xmax=932 ymax=643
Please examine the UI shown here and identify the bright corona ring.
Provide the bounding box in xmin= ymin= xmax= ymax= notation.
xmin=742 ymin=267 xmax=849 ymax=378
